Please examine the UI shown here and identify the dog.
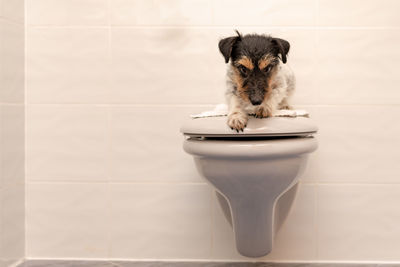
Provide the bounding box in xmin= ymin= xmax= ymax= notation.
xmin=219 ymin=31 xmax=295 ymax=132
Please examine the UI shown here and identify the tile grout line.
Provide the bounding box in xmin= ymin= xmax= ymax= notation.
xmin=314 ymin=16 xmax=321 ymax=105
xmin=24 ymin=103 xmax=218 ymax=107
xmin=0 ymin=16 xmax=24 ymax=25
xmin=315 ymin=0 xmax=320 ymax=28
xmin=0 ymin=103 xmax=25 ymax=106
xmin=22 ymin=258 xmax=400 ymax=264
xmin=209 ymin=187 xmax=214 ymax=259
xmin=314 ymin=0 xmax=319 ymax=105
xmin=23 ymin=0 xmax=28 ymax=259
xmin=106 ymin=0 xmax=113 ymax=258
xmin=25 ymin=25 xmax=400 ymax=30
xmin=314 ymin=183 xmax=319 ymax=260
xmin=22 ymin=103 xmax=400 ymax=107
xmin=25 ymin=181 xmax=208 ymax=185
xmin=23 ymin=180 xmax=400 ymax=186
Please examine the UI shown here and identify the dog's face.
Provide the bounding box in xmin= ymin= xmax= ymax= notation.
xmin=219 ymin=31 xmax=290 ymax=106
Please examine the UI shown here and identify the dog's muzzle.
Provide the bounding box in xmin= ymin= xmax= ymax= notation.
xmin=249 ymin=88 xmax=265 ymax=106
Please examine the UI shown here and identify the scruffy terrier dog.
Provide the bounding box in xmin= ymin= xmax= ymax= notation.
xmin=219 ymin=31 xmax=295 ymax=132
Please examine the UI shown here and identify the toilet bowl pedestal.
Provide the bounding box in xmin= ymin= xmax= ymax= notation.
xmin=215 ymin=181 xmax=300 ymax=246
xmin=193 ymin=155 xmax=308 ymax=257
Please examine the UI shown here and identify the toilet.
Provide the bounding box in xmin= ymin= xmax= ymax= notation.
xmin=181 ymin=116 xmax=318 ymax=258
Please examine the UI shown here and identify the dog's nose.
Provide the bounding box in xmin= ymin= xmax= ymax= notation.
xmin=251 ymin=100 xmax=262 ymax=106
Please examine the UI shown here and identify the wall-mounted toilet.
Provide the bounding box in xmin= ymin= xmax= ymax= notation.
xmin=181 ymin=116 xmax=318 ymax=258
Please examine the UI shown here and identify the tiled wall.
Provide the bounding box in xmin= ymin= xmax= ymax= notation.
xmin=25 ymin=0 xmax=400 ymax=262
xmin=0 ymin=0 xmax=25 ymax=266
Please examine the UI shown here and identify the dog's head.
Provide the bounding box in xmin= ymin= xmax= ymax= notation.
xmin=219 ymin=31 xmax=290 ymax=106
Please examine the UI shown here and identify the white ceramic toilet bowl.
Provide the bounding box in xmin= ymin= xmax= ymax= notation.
xmin=181 ymin=116 xmax=318 ymax=257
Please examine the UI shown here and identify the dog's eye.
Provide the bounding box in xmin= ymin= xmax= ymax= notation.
xmin=238 ymin=65 xmax=248 ymax=76
xmin=263 ymin=65 xmax=272 ymax=73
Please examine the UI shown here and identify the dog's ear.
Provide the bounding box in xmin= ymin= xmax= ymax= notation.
xmin=218 ymin=31 xmax=241 ymax=63
xmin=272 ymin=38 xmax=290 ymax=64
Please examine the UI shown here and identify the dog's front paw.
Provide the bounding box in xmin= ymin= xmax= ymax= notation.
xmin=254 ymin=107 xmax=272 ymax=118
xmin=227 ymin=112 xmax=248 ymax=132
xmin=279 ymin=104 xmax=292 ymax=110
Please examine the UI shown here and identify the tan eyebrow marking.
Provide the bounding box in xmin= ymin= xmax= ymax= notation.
xmin=258 ymin=54 xmax=275 ymax=70
xmin=237 ymin=56 xmax=254 ymax=70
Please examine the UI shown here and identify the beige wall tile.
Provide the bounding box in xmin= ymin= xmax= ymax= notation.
xmin=110 ymin=0 xmax=213 ymax=26
xmin=317 ymin=184 xmax=400 ymax=260
xmin=302 ymin=105 xmax=400 ymax=184
xmin=213 ymin=0 xmax=315 ymax=26
xmin=0 ymin=105 xmax=24 ymax=186
xmin=110 ymin=106 xmax=208 ymax=183
xmin=212 ymin=184 xmax=316 ymax=260
xmin=0 ymin=0 xmax=24 ymax=23
xmin=0 ymin=183 xmax=25 ymax=263
xmin=318 ymin=0 xmax=400 ymax=27
xmin=110 ymin=28 xmax=225 ymax=104
xmin=316 ymin=29 xmax=400 ymax=105
xmin=26 ymin=0 xmax=108 ymax=26
xmin=0 ymin=0 xmax=24 ymax=265
xmin=109 ymin=183 xmax=212 ymax=259
xmin=26 ymin=183 xmax=108 ymax=258
xmin=27 ymin=28 xmax=109 ymax=104
xmin=27 ymin=105 xmax=109 ymax=182
xmin=0 ymin=20 xmax=24 ymax=103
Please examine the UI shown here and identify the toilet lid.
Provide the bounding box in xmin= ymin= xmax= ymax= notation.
xmin=181 ymin=116 xmax=318 ymax=138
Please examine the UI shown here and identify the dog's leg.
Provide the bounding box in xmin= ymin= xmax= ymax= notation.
xmin=278 ymin=98 xmax=292 ymax=110
xmin=254 ymin=105 xmax=272 ymax=118
xmin=255 ymin=89 xmax=285 ymax=118
xmin=227 ymin=94 xmax=248 ymax=132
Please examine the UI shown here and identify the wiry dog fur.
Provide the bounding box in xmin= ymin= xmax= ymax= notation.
xmin=219 ymin=31 xmax=295 ymax=132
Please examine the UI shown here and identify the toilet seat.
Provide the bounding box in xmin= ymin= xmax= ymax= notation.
xmin=180 ymin=116 xmax=318 ymax=138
